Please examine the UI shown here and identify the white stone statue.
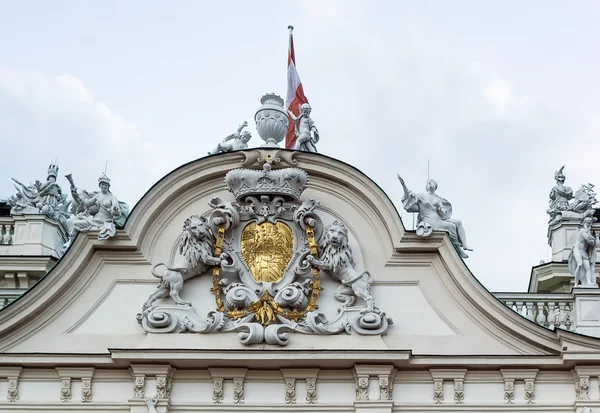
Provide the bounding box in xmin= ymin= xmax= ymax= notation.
xmin=64 ymin=173 xmax=129 ymax=244
xmin=547 ymin=165 xmax=596 ymax=223
xmin=397 ymin=174 xmax=472 ymax=259
xmin=5 ymin=164 xmax=70 ymax=220
xmin=568 ymin=213 xmax=599 ymax=288
xmin=288 ymin=103 xmax=319 ymax=153
xmin=306 ymin=220 xmax=375 ymax=312
xmin=144 ymin=398 xmax=158 ymax=413
xmin=208 ymin=121 xmax=252 ymax=155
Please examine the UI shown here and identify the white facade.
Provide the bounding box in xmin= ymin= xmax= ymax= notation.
xmin=0 ymin=149 xmax=599 ymax=412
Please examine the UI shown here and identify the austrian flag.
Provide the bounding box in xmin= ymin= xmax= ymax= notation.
xmin=285 ymin=25 xmax=309 ymax=150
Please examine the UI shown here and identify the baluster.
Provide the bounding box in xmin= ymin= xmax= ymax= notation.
xmin=0 ymin=224 xmax=4 ymax=244
xmin=547 ymin=302 xmax=556 ymax=329
xmin=557 ymin=302 xmax=566 ymax=329
xmin=2 ymin=224 xmax=12 ymax=245
xmin=516 ymin=301 xmax=524 ymax=316
xmin=505 ymin=301 xmax=514 ymax=311
xmin=526 ymin=302 xmax=535 ymax=321
xmin=536 ymin=302 xmax=547 ymax=326
xmin=565 ymin=304 xmax=573 ymax=330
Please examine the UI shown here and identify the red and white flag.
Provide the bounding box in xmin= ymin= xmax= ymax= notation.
xmin=285 ymin=25 xmax=309 ymax=150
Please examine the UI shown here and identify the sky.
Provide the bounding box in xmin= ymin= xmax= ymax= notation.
xmin=1 ymin=1 xmax=600 ymax=292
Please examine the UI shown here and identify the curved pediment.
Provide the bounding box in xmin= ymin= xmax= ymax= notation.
xmin=0 ymin=149 xmax=588 ymax=363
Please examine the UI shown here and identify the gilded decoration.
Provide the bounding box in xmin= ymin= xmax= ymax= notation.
xmin=137 ymin=150 xmax=392 ymax=346
xmin=241 ymin=221 xmax=294 ymax=283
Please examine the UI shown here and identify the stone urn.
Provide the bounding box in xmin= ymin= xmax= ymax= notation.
xmin=254 ymin=93 xmax=289 ymax=147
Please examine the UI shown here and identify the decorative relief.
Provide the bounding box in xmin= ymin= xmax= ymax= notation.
xmin=233 ymin=378 xmax=245 ymax=404
xmin=524 ymin=379 xmax=535 ymax=404
xmin=285 ymin=378 xmax=296 ymax=404
xmin=136 ymin=160 xmax=392 ymax=345
xmin=453 ymin=379 xmax=464 ymax=404
xmin=7 ymin=377 xmax=19 ymax=402
xmin=503 ymin=379 xmax=514 ymax=404
xmin=355 ymin=375 xmax=369 ymax=401
xmin=576 ymin=375 xmax=591 ymax=400
xmin=60 ymin=378 xmax=72 ymax=402
xmin=156 ymin=375 xmax=168 ymax=399
xmin=433 ymin=379 xmax=444 ymax=404
xmin=212 ymin=378 xmax=224 ymax=404
xmin=378 ymin=375 xmax=391 ymax=401
xmin=306 ymin=378 xmax=318 ymax=404
xmin=81 ymin=377 xmax=93 ymax=403
xmin=133 ymin=374 xmax=145 ymax=399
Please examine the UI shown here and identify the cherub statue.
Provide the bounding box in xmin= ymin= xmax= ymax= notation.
xmin=288 ymin=103 xmax=319 ymax=153
xmin=397 ymin=174 xmax=472 ymax=258
xmin=208 ymin=121 xmax=252 ymax=155
xmin=568 ymin=212 xmax=599 ymax=288
xmin=63 ymin=173 xmax=129 ymax=246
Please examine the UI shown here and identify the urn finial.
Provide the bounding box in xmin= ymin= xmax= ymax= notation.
xmin=254 ymin=93 xmax=289 ymax=147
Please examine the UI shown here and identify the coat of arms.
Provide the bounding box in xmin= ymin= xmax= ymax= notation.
xmin=137 ymin=156 xmax=392 ymax=345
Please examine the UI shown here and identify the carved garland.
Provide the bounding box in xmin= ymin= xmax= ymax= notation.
xmin=210 ymin=223 xmax=321 ymax=325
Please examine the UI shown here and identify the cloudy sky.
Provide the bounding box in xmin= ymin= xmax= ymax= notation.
xmin=1 ymin=1 xmax=599 ymax=292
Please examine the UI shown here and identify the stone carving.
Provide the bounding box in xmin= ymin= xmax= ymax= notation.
xmin=81 ymin=377 xmax=92 ymax=403
xmin=233 ymin=378 xmax=245 ymax=404
xmin=288 ymin=103 xmax=319 ymax=153
xmin=141 ymin=215 xmax=224 ymax=310
xmin=209 ymin=121 xmax=252 ymax=155
xmin=582 ymin=408 xmax=593 ymax=413
xmin=397 ymin=174 xmax=472 ymax=258
xmin=63 ymin=173 xmax=129 ymax=247
xmin=524 ymin=379 xmax=535 ymax=404
xmin=576 ymin=375 xmax=590 ymax=400
xmin=133 ymin=374 xmax=145 ymax=399
xmin=307 ymin=221 xmax=374 ymax=311
xmin=156 ymin=375 xmax=168 ymax=399
xmin=568 ymin=213 xmax=599 ymax=288
xmin=306 ymin=378 xmax=317 ymax=404
xmin=503 ymin=379 xmax=514 ymax=404
xmin=355 ymin=375 xmax=369 ymax=401
xmin=60 ymin=378 xmax=72 ymax=402
xmin=547 ymin=166 xmax=597 ymax=223
xmin=7 ymin=378 xmax=18 ymax=402
xmin=137 ymin=161 xmax=391 ymax=345
xmin=212 ymin=378 xmax=224 ymax=404
xmin=4 ymin=163 xmax=70 ymax=220
xmin=255 ymin=93 xmax=289 ymax=147
xmin=453 ymin=379 xmax=464 ymax=404
xmin=379 ymin=375 xmax=391 ymax=401
xmin=285 ymin=378 xmax=296 ymax=404
xmin=144 ymin=398 xmax=158 ymax=413
xmin=433 ymin=379 xmax=444 ymax=404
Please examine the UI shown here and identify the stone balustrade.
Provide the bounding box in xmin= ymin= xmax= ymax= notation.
xmin=494 ymin=292 xmax=574 ymax=331
xmin=0 ymin=288 xmax=23 ymax=310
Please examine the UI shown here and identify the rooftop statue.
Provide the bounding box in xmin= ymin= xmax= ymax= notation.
xmin=4 ymin=163 xmax=70 ymax=220
xmin=288 ymin=103 xmax=319 ymax=153
xmin=63 ymin=172 xmax=129 ymax=248
xmin=568 ymin=212 xmax=599 ymax=288
xmin=208 ymin=121 xmax=252 ymax=155
xmin=397 ymin=174 xmax=472 ymax=259
xmin=547 ymin=165 xmax=597 ymax=224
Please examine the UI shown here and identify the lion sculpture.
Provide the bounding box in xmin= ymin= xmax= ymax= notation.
xmin=142 ymin=215 xmax=223 ymax=310
xmin=306 ymin=220 xmax=375 ymax=312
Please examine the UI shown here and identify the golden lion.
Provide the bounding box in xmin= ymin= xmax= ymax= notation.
xmin=307 ymin=220 xmax=374 ymax=312
xmin=143 ymin=215 xmax=224 ymax=310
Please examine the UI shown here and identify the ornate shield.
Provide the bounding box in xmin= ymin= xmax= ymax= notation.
xmin=241 ymin=221 xmax=294 ymax=283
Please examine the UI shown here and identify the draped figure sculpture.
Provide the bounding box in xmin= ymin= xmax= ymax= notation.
xmin=397 ymin=174 xmax=472 ymax=259
xmin=568 ymin=213 xmax=599 ymax=288
xmin=63 ymin=173 xmax=129 ymax=249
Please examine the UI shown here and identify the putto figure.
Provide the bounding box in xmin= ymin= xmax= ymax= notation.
xmin=63 ymin=172 xmax=129 ymax=246
xmin=288 ymin=103 xmax=319 ymax=153
xmin=397 ymin=174 xmax=472 ymax=259
xmin=568 ymin=212 xmax=599 ymax=288
xmin=208 ymin=121 xmax=252 ymax=155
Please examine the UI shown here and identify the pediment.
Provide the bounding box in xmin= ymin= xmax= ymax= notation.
xmin=0 ymin=150 xmax=577 ymax=365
